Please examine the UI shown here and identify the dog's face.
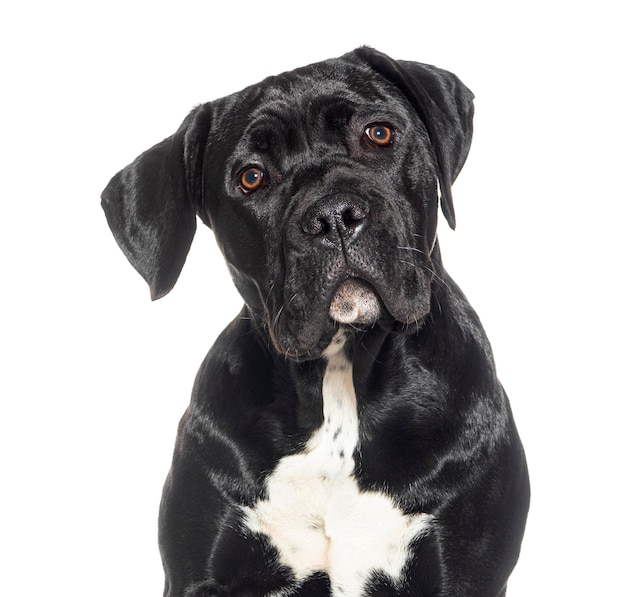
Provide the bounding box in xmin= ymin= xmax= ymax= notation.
xmin=206 ymin=60 xmax=438 ymax=358
xmin=102 ymin=48 xmax=474 ymax=359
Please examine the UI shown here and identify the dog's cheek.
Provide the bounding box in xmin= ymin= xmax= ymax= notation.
xmin=210 ymin=209 xmax=270 ymax=296
xmin=215 ymin=195 xmax=266 ymax=262
xmin=399 ymin=145 xmax=440 ymax=243
xmin=273 ymin=256 xmax=335 ymax=353
xmin=211 ymin=199 xmax=295 ymax=328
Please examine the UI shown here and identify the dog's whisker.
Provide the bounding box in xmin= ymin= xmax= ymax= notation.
xmin=271 ymin=304 xmax=285 ymax=342
xmin=424 ymin=264 xmax=451 ymax=292
xmin=397 ymin=245 xmax=425 ymax=255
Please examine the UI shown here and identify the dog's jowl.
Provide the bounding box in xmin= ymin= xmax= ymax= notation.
xmin=102 ymin=48 xmax=530 ymax=596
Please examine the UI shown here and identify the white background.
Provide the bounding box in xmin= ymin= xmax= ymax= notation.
xmin=1 ymin=1 xmax=624 ymax=595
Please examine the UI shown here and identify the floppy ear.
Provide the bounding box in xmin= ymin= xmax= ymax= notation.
xmin=101 ymin=103 xmax=211 ymax=300
xmin=354 ymin=47 xmax=474 ymax=229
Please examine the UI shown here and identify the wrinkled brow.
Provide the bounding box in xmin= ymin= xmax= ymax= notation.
xmin=246 ymin=95 xmax=358 ymax=155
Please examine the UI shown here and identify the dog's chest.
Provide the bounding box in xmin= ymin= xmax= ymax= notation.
xmin=242 ymin=334 xmax=431 ymax=596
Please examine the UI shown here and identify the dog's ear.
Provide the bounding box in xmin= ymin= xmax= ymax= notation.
xmin=354 ymin=47 xmax=474 ymax=229
xmin=101 ymin=104 xmax=211 ymax=300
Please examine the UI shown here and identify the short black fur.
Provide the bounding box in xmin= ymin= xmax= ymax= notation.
xmin=102 ymin=48 xmax=529 ymax=596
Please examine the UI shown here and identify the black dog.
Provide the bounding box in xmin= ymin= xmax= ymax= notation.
xmin=102 ymin=47 xmax=529 ymax=597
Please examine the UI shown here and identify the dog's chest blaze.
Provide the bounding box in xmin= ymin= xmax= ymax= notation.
xmin=242 ymin=333 xmax=432 ymax=595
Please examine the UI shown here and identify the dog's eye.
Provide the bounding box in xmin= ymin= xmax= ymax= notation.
xmin=364 ymin=124 xmax=394 ymax=147
xmin=239 ymin=167 xmax=266 ymax=194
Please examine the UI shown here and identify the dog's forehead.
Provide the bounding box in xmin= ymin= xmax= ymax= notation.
xmin=260 ymin=58 xmax=388 ymax=105
xmin=211 ymin=57 xmax=406 ymax=149
xmin=250 ymin=57 xmax=390 ymax=110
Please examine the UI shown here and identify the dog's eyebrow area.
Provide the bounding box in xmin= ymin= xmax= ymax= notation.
xmin=245 ymin=94 xmax=359 ymax=157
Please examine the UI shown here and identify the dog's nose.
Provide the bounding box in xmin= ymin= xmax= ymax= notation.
xmin=301 ymin=195 xmax=370 ymax=243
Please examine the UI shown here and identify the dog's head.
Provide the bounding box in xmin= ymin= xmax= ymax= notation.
xmin=102 ymin=48 xmax=474 ymax=359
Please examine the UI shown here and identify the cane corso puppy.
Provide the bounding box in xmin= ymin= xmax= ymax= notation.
xmin=102 ymin=47 xmax=529 ymax=597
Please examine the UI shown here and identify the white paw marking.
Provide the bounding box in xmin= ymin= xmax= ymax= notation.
xmin=243 ymin=331 xmax=432 ymax=596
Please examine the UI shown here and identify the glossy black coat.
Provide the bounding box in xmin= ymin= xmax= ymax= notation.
xmin=102 ymin=48 xmax=530 ymax=596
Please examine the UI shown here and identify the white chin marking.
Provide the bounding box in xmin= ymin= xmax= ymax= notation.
xmin=242 ymin=331 xmax=432 ymax=596
xmin=329 ymin=279 xmax=381 ymax=325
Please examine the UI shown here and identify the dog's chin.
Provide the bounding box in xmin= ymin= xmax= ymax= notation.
xmin=327 ymin=278 xmax=429 ymax=337
xmin=328 ymin=278 xmax=382 ymax=326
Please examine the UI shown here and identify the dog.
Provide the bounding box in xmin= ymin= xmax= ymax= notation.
xmin=102 ymin=47 xmax=529 ymax=597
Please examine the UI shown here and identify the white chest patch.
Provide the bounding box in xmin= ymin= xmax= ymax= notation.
xmin=242 ymin=332 xmax=432 ymax=596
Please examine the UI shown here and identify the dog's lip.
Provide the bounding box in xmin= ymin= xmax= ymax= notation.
xmin=272 ymin=274 xmax=425 ymax=360
xmin=328 ymin=278 xmax=382 ymax=325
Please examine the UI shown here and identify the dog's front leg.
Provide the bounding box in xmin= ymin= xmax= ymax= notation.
xmin=159 ymin=451 xmax=302 ymax=597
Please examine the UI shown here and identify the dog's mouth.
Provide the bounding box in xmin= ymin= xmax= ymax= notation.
xmin=328 ymin=278 xmax=382 ymax=326
xmin=266 ymin=270 xmax=430 ymax=360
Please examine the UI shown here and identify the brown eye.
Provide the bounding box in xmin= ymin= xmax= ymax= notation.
xmin=240 ymin=167 xmax=264 ymax=192
xmin=239 ymin=166 xmax=266 ymax=193
xmin=364 ymin=124 xmax=393 ymax=147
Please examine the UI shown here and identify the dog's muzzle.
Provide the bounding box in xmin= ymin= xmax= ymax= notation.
xmin=300 ymin=193 xmax=382 ymax=325
xmin=272 ymin=186 xmax=431 ymax=358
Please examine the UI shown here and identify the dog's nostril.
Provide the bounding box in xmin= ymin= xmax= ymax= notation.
xmin=342 ymin=205 xmax=369 ymax=230
xmin=307 ymin=217 xmax=331 ymax=236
